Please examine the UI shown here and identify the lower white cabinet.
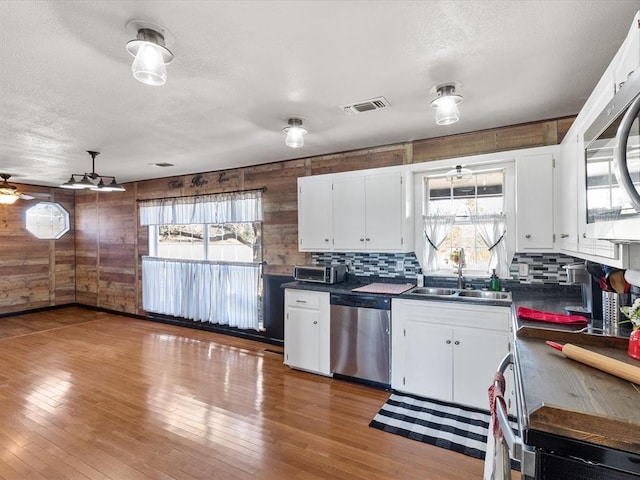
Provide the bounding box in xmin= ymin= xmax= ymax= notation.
xmin=392 ymin=299 xmax=513 ymax=410
xmin=284 ymin=289 xmax=331 ymax=376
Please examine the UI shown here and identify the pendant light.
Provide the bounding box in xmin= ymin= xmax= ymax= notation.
xmin=60 ymin=151 xmax=125 ymax=192
xmin=430 ymin=82 xmax=463 ymax=126
xmin=283 ymin=118 xmax=307 ymax=148
xmin=126 ymin=22 xmax=174 ymax=86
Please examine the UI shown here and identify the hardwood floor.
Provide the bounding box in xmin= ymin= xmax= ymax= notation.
xmin=0 ymin=307 xmax=503 ymax=479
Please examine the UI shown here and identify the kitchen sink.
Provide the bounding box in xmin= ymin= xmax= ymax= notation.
xmin=455 ymin=290 xmax=512 ymax=300
xmin=404 ymin=286 xmax=512 ymax=303
xmin=407 ymin=287 xmax=457 ymax=296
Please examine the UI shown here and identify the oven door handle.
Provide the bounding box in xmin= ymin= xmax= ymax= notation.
xmin=494 ymin=352 xmax=536 ymax=478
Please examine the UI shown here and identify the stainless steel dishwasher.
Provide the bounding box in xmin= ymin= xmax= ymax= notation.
xmin=329 ymin=293 xmax=391 ymax=387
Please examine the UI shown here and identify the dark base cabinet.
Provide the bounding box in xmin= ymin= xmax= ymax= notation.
xmin=537 ymin=451 xmax=640 ymax=479
xmin=263 ymin=274 xmax=292 ymax=341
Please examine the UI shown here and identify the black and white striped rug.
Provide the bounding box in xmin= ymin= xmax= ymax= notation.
xmin=370 ymin=393 xmax=520 ymax=469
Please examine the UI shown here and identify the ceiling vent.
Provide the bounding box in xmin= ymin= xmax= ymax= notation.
xmin=339 ymin=96 xmax=391 ymax=114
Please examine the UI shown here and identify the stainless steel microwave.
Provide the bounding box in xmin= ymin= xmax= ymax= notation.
xmin=584 ymin=68 xmax=640 ymax=242
xmin=293 ymin=265 xmax=347 ymax=284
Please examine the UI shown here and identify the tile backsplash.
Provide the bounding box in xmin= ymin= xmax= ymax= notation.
xmin=312 ymin=251 xmax=583 ymax=284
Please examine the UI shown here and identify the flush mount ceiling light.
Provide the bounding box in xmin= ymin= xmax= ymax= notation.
xmin=60 ymin=151 xmax=125 ymax=192
xmin=446 ymin=165 xmax=473 ymax=184
xmin=283 ymin=118 xmax=307 ymax=148
xmin=126 ymin=21 xmax=174 ymax=86
xmin=430 ymin=82 xmax=463 ymax=126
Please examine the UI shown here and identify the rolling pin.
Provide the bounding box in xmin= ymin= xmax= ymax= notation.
xmin=546 ymin=341 xmax=640 ymax=384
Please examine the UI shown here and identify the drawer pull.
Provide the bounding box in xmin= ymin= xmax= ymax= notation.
xmin=454 ymin=340 xmax=460 ymax=345
xmin=446 ymin=340 xmax=451 ymax=344
xmin=525 ymin=234 xmax=531 ymax=239
xmin=296 ymin=300 xmax=307 ymax=304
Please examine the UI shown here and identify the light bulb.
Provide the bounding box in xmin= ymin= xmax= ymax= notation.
xmin=0 ymin=194 xmax=18 ymax=205
xmin=132 ymin=43 xmax=167 ymax=86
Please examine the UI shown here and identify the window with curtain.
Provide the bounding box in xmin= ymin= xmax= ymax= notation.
xmin=139 ymin=190 xmax=263 ymax=330
xmin=423 ymin=168 xmax=507 ymax=273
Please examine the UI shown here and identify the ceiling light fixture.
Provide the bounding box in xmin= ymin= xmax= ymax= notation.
xmin=430 ymin=82 xmax=463 ymax=126
xmin=283 ymin=118 xmax=307 ymax=148
xmin=60 ymin=151 xmax=125 ymax=192
xmin=126 ymin=22 xmax=174 ymax=86
xmin=0 ymin=174 xmax=35 ymax=204
xmin=446 ymin=165 xmax=473 ymax=184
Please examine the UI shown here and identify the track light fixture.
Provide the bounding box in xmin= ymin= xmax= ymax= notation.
xmin=283 ymin=118 xmax=307 ymax=148
xmin=60 ymin=151 xmax=125 ymax=192
xmin=430 ymin=82 xmax=463 ymax=126
xmin=126 ymin=22 xmax=174 ymax=86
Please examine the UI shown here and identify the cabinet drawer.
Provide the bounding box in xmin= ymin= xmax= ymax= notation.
xmin=285 ymin=289 xmax=326 ymax=309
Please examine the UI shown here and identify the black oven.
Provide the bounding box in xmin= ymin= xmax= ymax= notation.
xmin=493 ymin=353 xmax=640 ymax=479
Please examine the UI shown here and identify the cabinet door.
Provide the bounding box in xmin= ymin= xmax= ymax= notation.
xmin=516 ymin=153 xmax=555 ymax=251
xmin=332 ymin=176 xmax=366 ymax=250
xmin=402 ymin=320 xmax=453 ymax=401
xmin=298 ymin=177 xmax=332 ymax=251
xmin=556 ymin=130 xmax=579 ymax=253
xmin=284 ymin=305 xmax=320 ymax=372
xmin=365 ymin=173 xmax=404 ymax=250
xmin=453 ymin=328 xmax=511 ymax=410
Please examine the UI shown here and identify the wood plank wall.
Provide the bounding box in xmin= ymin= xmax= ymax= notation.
xmin=0 ymin=117 xmax=574 ymax=316
xmin=0 ymin=188 xmax=75 ymax=315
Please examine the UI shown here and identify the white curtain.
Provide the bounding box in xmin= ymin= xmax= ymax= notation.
xmin=142 ymin=257 xmax=261 ymax=330
xmin=422 ymin=215 xmax=455 ymax=273
xmin=470 ymin=214 xmax=512 ymax=279
xmin=139 ymin=190 xmax=263 ymax=225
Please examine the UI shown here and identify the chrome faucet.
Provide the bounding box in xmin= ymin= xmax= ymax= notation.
xmin=456 ymin=248 xmax=465 ymax=289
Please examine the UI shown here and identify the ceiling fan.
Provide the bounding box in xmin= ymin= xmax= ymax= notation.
xmin=0 ymin=174 xmax=48 ymax=204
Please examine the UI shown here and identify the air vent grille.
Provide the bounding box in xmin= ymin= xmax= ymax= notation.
xmin=339 ymin=96 xmax=391 ymax=114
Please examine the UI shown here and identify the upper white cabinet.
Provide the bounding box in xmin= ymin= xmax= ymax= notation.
xmin=298 ymin=176 xmax=333 ymax=251
xmin=333 ymin=172 xmax=406 ymax=251
xmin=613 ymin=11 xmax=640 ymax=92
xmin=298 ymin=168 xmax=413 ymax=253
xmin=516 ymin=152 xmax=555 ymax=251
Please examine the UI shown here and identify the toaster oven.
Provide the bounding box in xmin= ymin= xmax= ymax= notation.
xmin=293 ymin=265 xmax=347 ymax=284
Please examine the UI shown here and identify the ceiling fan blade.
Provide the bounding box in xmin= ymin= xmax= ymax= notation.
xmin=24 ymin=192 xmax=51 ymax=199
xmin=19 ymin=194 xmax=35 ymax=200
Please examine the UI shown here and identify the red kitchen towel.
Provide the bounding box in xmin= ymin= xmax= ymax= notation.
xmin=516 ymin=306 xmax=588 ymax=325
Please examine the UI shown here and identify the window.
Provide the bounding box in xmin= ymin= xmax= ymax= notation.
xmin=25 ymin=202 xmax=70 ymax=239
xmin=424 ymin=168 xmax=505 ymax=272
xmin=154 ymin=222 xmax=262 ymax=262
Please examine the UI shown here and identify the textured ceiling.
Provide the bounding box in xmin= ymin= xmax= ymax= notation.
xmin=0 ymin=1 xmax=639 ymax=188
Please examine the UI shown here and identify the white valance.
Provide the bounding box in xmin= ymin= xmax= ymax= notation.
xmin=139 ymin=190 xmax=263 ymax=226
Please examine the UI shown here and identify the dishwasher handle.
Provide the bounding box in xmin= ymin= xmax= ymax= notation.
xmin=330 ymin=293 xmax=391 ymax=310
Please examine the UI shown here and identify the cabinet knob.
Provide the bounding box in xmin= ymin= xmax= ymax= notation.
xmin=324 ymin=238 xmax=329 ymax=242
xmin=560 ymin=234 xmax=569 ymax=238
xmin=445 ymin=340 xmax=451 ymax=344
xmin=360 ymin=238 xmax=365 ymax=242
xmin=525 ymin=234 xmax=531 ymax=239
xmin=365 ymin=238 xmax=370 ymax=241
xmin=313 ymin=321 xmax=318 ymax=325
xmin=454 ymin=340 xmax=460 ymax=346
xmin=583 ymin=233 xmax=587 ymax=238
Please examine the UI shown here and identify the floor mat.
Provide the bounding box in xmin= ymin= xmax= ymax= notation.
xmin=369 ymin=393 xmax=520 ymax=470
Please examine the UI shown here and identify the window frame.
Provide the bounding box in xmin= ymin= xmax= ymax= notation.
xmin=414 ymin=159 xmax=516 ymax=278
xmin=25 ymin=201 xmax=71 ymax=240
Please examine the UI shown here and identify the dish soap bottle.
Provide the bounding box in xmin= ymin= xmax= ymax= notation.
xmin=489 ymin=269 xmax=500 ymax=292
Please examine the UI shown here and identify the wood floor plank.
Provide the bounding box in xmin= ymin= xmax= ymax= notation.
xmin=0 ymin=307 xmax=513 ymax=479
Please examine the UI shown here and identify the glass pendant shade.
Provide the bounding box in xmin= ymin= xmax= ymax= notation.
xmin=131 ymin=43 xmax=167 ymax=86
xmin=435 ymin=97 xmax=460 ymax=126
xmin=283 ymin=118 xmax=307 ymax=148
xmin=126 ymin=27 xmax=174 ymax=87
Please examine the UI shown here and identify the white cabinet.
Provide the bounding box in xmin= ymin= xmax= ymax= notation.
xmin=613 ymin=11 xmax=640 ymax=92
xmin=284 ymin=289 xmax=331 ymax=376
xmin=392 ymin=299 xmax=512 ymax=410
xmin=333 ymin=172 xmax=405 ymax=251
xmin=298 ymin=176 xmax=333 ymax=251
xmin=516 ymin=152 xmax=555 ymax=251
xmin=297 ymin=168 xmax=413 ymax=253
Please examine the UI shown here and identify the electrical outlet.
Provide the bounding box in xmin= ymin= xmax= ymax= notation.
xmin=396 ymin=260 xmax=404 ymax=272
xmin=518 ymin=263 xmax=529 ymax=278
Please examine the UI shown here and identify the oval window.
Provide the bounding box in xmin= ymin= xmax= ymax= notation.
xmin=25 ymin=202 xmax=70 ymax=239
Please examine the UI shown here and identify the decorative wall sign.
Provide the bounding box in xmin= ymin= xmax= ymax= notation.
xmin=167 ymin=180 xmax=183 ymax=190
xmin=190 ymin=175 xmax=208 ymax=188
